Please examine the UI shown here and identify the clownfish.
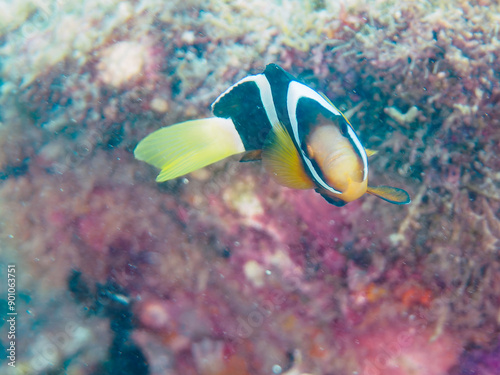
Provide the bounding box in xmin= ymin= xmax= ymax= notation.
xmin=134 ymin=64 xmax=410 ymax=206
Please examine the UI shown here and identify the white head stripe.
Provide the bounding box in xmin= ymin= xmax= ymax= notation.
xmin=287 ymin=81 xmax=368 ymax=193
xmin=287 ymin=82 xmax=341 ymax=194
xmin=346 ymin=126 xmax=367 ymax=181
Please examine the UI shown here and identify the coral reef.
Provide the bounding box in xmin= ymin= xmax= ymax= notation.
xmin=0 ymin=0 xmax=499 ymax=374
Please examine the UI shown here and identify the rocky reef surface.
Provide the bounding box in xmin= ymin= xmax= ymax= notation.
xmin=0 ymin=0 xmax=499 ymax=374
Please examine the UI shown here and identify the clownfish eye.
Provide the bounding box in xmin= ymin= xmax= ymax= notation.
xmin=338 ymin=118 xmax=349 ymax=137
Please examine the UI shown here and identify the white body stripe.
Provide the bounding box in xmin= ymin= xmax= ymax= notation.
xmin=287 ymin=81 xmax=368 ymax=194
xmin=212 ymin=74 xmax=279 ymax=128
xmin=212 ymin=72 xmax=368 ymax=196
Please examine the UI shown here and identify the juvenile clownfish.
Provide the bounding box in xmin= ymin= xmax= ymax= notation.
xmin=134 ymin=64 xmax=410 ymax=206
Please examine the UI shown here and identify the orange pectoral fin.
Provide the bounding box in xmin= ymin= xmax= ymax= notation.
xmin=262 ymin=122 xmax=315 ymax=190
xmin=367 ymin=185 xmax=411 ymax=205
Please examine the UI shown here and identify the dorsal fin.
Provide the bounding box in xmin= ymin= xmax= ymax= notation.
xmin=212 ymin=76 xmax=261 ymax=118
xmin=262 ymin=122 xmax=315 ymax=190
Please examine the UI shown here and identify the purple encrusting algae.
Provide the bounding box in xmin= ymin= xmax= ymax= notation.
xmin=0 ymin=0 xmax=499 ymax=374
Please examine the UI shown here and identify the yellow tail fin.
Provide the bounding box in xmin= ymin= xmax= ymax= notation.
xmin=134 ymin=117 xmax=245 ymax=182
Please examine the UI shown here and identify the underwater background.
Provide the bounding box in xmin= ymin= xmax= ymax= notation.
xmin=0 ymin=0 xmax=499 ymax=374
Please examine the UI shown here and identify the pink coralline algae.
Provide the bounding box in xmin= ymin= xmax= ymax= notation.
xmin=1 ymin=0 xmax=499 ymax=374
xmin=97 ymin=37 xmax=164 ymax=90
